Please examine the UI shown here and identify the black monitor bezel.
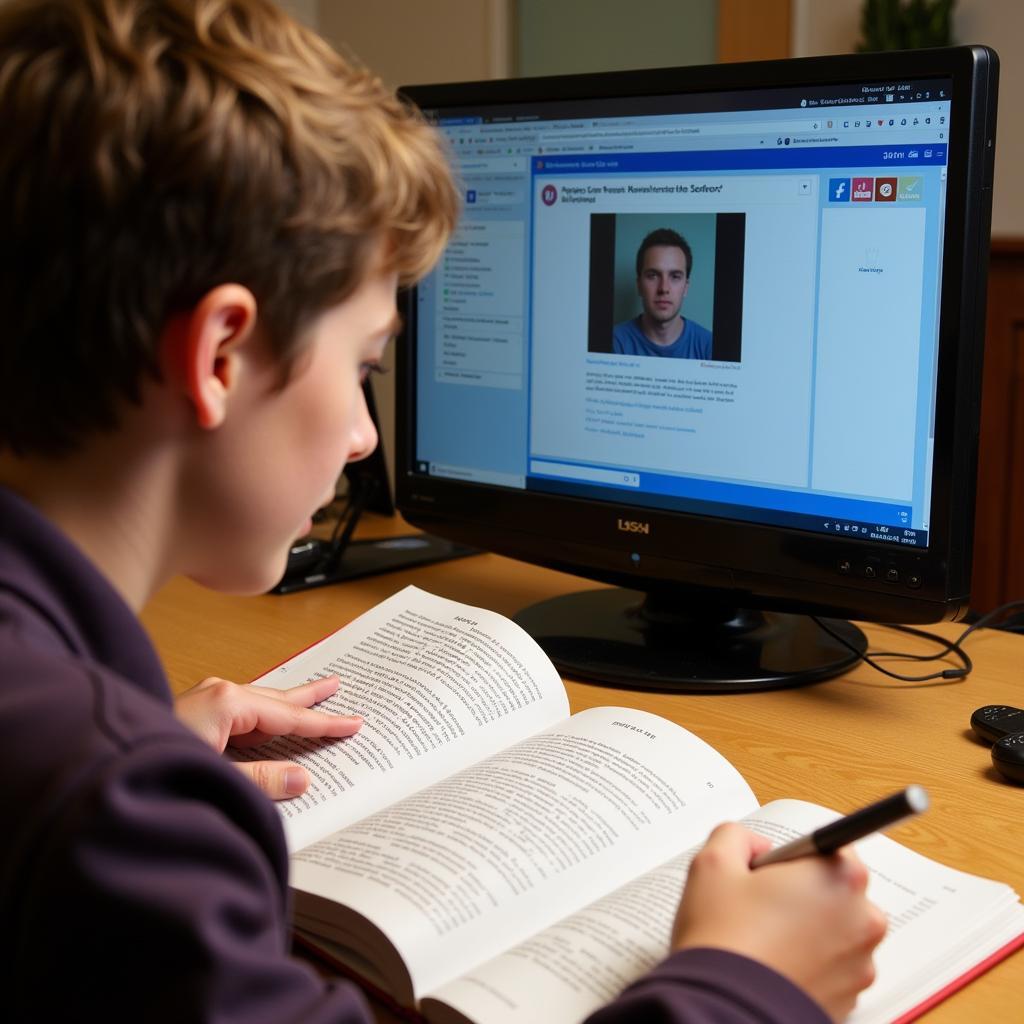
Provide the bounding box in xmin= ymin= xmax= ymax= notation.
xmin=396 ymin=46 xmax=998 ymax=624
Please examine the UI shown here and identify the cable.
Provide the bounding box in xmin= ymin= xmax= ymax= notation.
xmin=812 ymin=600 xmax=1024 ymax=683
xmin=813 ymin=616 xmax=971 ymax=682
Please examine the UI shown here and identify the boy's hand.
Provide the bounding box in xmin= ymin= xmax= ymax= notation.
xmin=672 ymin=823 xmax=887 ymax=1023
xmin=174 ymin=675 xmax=362 ymax=800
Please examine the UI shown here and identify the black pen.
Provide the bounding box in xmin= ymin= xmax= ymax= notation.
xmin=751 ymin=785 xmax=930 ymax=868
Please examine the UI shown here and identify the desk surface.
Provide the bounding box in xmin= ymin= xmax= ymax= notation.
xmin=141 ymin=522 xmax=1024 ymax=1023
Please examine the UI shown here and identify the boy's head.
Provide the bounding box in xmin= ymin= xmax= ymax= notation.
xmin=634 ymin=228 xmax=692 ymax=328
xmin=0 ymin=0 xmax=459 ymax=458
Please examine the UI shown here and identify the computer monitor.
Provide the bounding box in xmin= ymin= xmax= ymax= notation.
xmin=396 ymin=46 xmax=998 ymax=692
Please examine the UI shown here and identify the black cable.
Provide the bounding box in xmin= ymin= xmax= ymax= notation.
xmin=950 ymin=599 xmax=1024 ymax=642
xmin=812 ymin=599 xmax=1024 ymax=684
xmin=813 ymin=617 xmax=971 ymax=682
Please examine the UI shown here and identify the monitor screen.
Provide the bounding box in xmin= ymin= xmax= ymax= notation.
xmin=397 ymin=47 xmax=998 ymax=692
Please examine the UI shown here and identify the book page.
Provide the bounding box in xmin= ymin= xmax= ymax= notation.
xmin=743 ymin=802 xmax=1024 ymax=1024
xmin=422 ymin=799 xmax=1024 ymax=1024
xmin=291 ymin=706 xmax=757 ymax=999
xmin=234 ymin=586 xmax=570 ymax=850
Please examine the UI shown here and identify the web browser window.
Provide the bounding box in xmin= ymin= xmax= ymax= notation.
xmin=414 ymin=78 xmax=952 ymax=547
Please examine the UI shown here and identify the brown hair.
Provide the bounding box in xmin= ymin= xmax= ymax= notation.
xmin=0 ymin=0 xmax=459 ymax=455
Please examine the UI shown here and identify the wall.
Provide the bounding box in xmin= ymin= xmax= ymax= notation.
xmin=278 ymin=0 xmax=317 ymax=29
xmin=517 ymin=0 xmax=716 ymax=77
xmin=791 ymin=0 xmax=1024 ymax=238
xmin=316 ymin=0 xmax=511 ymax=88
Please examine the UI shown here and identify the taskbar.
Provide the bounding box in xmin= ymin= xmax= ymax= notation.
xmin=526 ymin=475 xmax=929 ymax=548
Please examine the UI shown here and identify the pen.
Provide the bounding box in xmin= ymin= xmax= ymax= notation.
xmin=751 ymin=785 xmax=930 ymax=868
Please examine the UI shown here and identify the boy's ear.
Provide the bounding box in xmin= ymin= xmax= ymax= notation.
xmin=162 ymin=284 xmax=259 ymax=430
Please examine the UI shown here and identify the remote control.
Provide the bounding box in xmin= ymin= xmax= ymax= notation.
xmin=992 ymin=733 xmax=1024 ymax=784
xmin=970 ymin=705 xmax=1024 ymax=745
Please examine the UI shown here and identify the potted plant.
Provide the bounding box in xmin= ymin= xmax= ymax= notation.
xmin=857 ymin=0 xmax=956 ymax=51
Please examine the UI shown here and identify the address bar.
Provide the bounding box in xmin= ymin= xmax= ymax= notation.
xmin=538 ymin=120 xmax=814 ymax=144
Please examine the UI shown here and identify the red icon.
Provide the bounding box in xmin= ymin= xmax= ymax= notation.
xmin=852 ymin=177 xmax=874 ymax=201
xmin=875 ymin=177 xmax=897 ymax=202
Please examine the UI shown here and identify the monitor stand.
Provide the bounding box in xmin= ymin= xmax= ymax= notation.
xmin=270 ymin=477 xmax=476 ymax=595
xmin=513 ymin=588 xmax=867 ymax=692
xmin=271 ymin=533 xmax=476 ymax=595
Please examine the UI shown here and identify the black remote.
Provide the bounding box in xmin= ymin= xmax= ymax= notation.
xmin=993 ymin=733 xmax=1024 ymax=784
xmin=971 ymin=705 xmax=1024 ymax=744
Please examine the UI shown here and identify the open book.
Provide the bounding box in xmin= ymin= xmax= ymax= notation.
xmin=237 ymin=585 xmax=1024 ymax=1024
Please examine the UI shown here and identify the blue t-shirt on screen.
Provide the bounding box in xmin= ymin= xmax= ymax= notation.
xmin=612 ymin=315 xmax=712 ymax=359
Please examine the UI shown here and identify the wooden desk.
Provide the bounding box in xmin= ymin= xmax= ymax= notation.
xmin=142 ymin=526 xmax=1024 ymax=1023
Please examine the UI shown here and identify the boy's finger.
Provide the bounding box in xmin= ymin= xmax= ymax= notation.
xmin=248 ymin=675 xmax=342 ymax=707
xmin=243 ymin=696 xmax=363 ymax=739
xmin=235 ymin=761 xmax=311 ymax=800
xmin=699 ymin=822 xmax=772 ymax=869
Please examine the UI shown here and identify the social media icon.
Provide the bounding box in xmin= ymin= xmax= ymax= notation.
xmin=852 ymin=177 xmax=874 ymax=201
xmin=875 ymin=177 xmax=897 ymax=201
xmin=897 ymin=176 xmax=923 ymax=201
xmin=829 ymin=178 xmax=851 ymax=202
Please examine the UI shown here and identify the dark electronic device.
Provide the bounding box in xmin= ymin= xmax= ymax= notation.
xmin=970 ymin=705 xmax=1024 ymax=745
xmin=398 ymin=47 xmax=998 ymax=691
xmin=992 ymin=734 xmax=1024 ymax=785
xmin=969 ymin=705 xmax=1024 ymax=785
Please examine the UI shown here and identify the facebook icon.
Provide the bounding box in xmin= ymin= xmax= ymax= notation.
xmin=829 ymin=177 xmax=851 ymax=202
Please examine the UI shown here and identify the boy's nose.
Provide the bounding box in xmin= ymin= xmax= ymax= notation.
xmin=347 ymin=394 xmax=379 ymax=464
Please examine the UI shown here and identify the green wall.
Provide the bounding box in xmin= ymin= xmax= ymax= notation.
xmin=517 ymin=0 xmax=717 ymax=78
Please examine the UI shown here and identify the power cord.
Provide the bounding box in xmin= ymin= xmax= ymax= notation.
xmin=812 ymin=599 xmax=1024 ymax=683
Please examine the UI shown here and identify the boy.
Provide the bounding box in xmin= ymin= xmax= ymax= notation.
xmin=0 ymin=2 xmax=884 ymax=1021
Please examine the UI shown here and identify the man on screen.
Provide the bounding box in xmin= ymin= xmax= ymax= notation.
xmin=613 ymin=228 xmax=713 ymax=359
